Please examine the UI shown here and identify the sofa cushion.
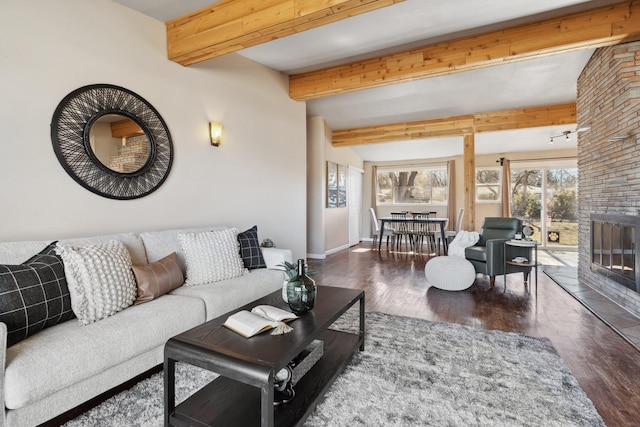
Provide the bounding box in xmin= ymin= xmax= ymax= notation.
xmin=132 ymin=252 xmax=184 ymax=305
xmin=55 ymin=240 xmax=137 ymax=325
xmin=0 ymin=241 xmax=50 ymax=265
xmin=139 ymin=226 xmax=228 ymax=273
xmin=58 ymin=232 xmax=148 ymax=266
xmin=237 ymin=225 xmax=266 ymax=270
xmin=0 ymin=242 xmax=75 ymax=347
xmin=0 ymin=233 xmax=148 ymax=266
xmin=3 ymin=294 xmax=205 ymax=410
xmin=178 ymin=229 xmax=245 ymax=286
xmin=170 ymin=269 xmax=283 ymax=321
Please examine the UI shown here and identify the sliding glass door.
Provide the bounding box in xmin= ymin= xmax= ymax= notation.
xmin=510 ymin=160 xmax=577 ymax=250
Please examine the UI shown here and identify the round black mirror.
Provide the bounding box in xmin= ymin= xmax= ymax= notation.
xmin=51 ymin=84 xmax=173 ymax=200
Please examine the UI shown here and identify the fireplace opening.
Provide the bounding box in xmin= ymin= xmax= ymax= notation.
xmin=591 ymin=214 xmax=640 ymax=293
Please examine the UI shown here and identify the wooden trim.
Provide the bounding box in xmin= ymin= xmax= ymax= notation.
xmin=167 ymin=0 xmax=404 ymax=66
xmin=463 ymin=133 xmax=475 ymax=232
xmin=331 ymin=102 xmax=576 ymax=147
xmin=332 ymin=115 xmax=474 ymax=147
xmin=110 ymin=119 xmax=144 ymax=138
xmin=474 ymin=102 xmax=576 ymax=133
xmin=290 ymin=1 xmax=640 ymax=100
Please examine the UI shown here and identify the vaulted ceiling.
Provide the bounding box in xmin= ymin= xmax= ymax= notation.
xmin=113 ymin=0 xmax=640 ymax=161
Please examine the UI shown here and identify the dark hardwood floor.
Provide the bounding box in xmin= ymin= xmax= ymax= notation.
xmin=309 ymin=244 xmax=640 ymax=426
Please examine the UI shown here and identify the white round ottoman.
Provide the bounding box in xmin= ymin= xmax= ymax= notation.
xmin=424 ymin=256 xmax=476 ymax=291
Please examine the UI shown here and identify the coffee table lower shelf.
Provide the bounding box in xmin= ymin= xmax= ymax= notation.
xmin=169 ymin=329 xmax=361 ymax=427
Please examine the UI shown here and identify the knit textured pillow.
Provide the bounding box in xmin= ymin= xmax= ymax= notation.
xmin=55 ymin=240 xmax=137 ymax=325
xmin=237 ymin=225 xmax=266 ymax=270
xmin=178 ymin=228 xmax=245 ymax=286
xmin=0 ymin=242 xmax=75 ymax=347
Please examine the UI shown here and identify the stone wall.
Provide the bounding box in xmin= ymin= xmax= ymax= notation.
xmin=577 ymin=41 xmax=640 ymax=316
xmin=108 ymin=135 xmax=150 ymax=173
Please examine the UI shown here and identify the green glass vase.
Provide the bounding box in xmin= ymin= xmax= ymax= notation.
xmin=286 ymin=259 xmax=317 ymax=314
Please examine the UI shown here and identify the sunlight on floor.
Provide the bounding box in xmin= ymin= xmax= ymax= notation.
xmin=540 ymin=250 xmax=578 ymax=267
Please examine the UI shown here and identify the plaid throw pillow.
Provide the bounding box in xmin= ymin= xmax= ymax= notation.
xmin=237 ymin=226 xmax=266 ymax=270
xmin=0 ymin=242 xmax=75 ymax=347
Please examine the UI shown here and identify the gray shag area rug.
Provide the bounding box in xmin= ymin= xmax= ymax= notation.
xmin=64 ymin=311 xmax=605 ymax=427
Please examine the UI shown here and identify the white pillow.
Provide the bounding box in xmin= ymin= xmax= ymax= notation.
xmin=55 ymin=240 xmax=137 ymax=325
xmin=178 ymin=228 xmax=245 ymax=286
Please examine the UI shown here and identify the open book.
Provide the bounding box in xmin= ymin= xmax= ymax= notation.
xmin=223 ymin=305 xmax=298 ymax=338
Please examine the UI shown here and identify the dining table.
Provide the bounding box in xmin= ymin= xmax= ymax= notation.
xmin=378 ymin=216 xmax=449 ymax=254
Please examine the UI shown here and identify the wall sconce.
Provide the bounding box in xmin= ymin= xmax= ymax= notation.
xmin=210 ymin=122 xmax=222 ymax=146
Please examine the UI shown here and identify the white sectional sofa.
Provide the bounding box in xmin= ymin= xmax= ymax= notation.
xmin=0 ymin=226 xmax=291 ymax=427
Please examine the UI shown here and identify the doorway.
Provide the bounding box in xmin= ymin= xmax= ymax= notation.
xmin=348 ymin=167 xmax=363 ymax=246
xmin=510 ymin=159 xmax=577 ymax=250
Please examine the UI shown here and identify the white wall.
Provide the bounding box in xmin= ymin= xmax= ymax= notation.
xmin=0 ymin=0 xmax=307 ymax=257
xmin=307 ymin=116 xmax=363 ymax=257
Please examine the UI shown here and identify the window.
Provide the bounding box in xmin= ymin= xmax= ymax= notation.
xmin=376 ymin=166 xmax=448 ymax=205
xmin=476 ymin=167 xmax=501 ymax=202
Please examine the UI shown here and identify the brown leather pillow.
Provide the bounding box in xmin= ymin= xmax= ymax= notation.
xmin=132 ymin=252 xmax=184 ymax=305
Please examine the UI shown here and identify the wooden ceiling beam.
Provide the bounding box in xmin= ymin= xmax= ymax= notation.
xmin=291 ymin=1 xmax=640 ymax=101
xmin=331 ymin=102 xmax=576 ymax=147
xmin=332 ymin=115 xmax=475 ymax=147
xmin=167 ymin=0 xmax=404 ymax=66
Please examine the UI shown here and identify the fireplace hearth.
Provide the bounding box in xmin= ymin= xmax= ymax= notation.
xmin=591 ymin=214 xmax=640 ymax=293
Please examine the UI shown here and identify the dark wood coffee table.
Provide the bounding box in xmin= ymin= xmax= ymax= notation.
xmin=164 ymin=286 xmax=365 ymax=427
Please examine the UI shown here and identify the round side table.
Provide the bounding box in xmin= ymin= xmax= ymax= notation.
xmin=503 ymin=239 xmax=539 ymax=295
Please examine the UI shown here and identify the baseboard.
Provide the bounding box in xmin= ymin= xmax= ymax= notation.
xmin=325 ymin=244 xmax=350 ymax=256
xmin=308 ymin=243 xmax=353 ymax=259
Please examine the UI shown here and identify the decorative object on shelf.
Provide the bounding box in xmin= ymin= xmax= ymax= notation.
xmin=273 ymin=339 xmax=324 ymax=406
xmin=290 ymin=340 xmax=323 ymax=386
xmin=209 ymin=121 xmax=222 ymax=146
xmin=50 ymin=84 xmax=173 ymax=200
xmin=281 ymin=259 xmax=317 ymax=314
xmin=273 ymin=365 xmax=295 ymax=406
xmin=260 ymin=238 xmax=275 ymax=248
xmin=522 ymin=225 xmax=534 ymax=240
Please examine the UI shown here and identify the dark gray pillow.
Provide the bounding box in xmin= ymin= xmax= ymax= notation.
xmin=0 ymin=242 xmax=75 ymax=347
xmin=237 ymin=226 xmax=266 ymax=270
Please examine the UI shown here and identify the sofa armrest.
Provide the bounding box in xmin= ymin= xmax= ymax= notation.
xmin=261 ymin=247 xmax=293 ymax=270
xmin=0 ymin=322 xmax=6 ymax=427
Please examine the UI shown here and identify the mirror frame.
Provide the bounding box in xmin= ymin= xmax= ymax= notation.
xmin=51 ymin=84 xmax=173 ymax=200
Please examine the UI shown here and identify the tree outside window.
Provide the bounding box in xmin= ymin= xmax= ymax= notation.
xmin=476 ymin=168 xmax=501 ymax=202
xmin=376 ymin=167 xmax=447 ymax=205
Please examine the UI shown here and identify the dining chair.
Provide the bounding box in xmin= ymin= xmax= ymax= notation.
xmin=369 ymin=208 xmax=396 ymax=249
xmin=410 ymin=212 xmax=435 ymax=253
xmin=391 ymin=211 xmax=411 ymax=251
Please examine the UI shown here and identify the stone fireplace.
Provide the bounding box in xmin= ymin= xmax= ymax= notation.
xmin=591 ymin=213 xmax=640 ymax=293
xmin=578 ymin=41 xmax=640 ymax=317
